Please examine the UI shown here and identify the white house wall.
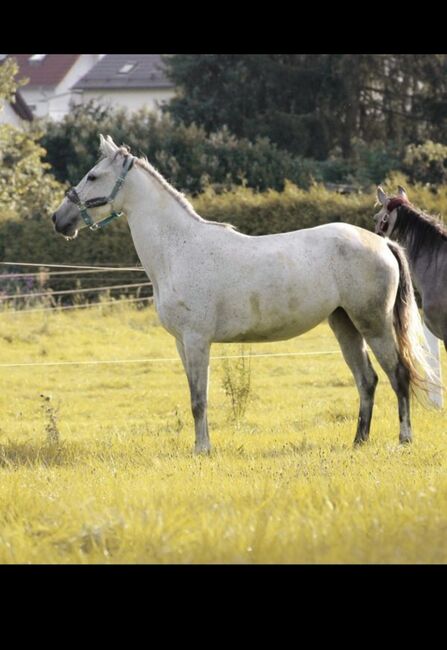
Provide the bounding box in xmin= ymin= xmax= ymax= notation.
xmin=48 ymin=54 xmax=103 ymax=121
xmin=19 ymin=55 xmax=104 ymax=121
xmin=19 ymin=87 xmax=49 ymax=118
xmin=76 ymin=88 xmax=176 ymax=114
xmin=0 ymin=102 xmax=23 ymax=127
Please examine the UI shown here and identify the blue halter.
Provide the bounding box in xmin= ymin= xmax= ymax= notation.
xmin=65 ymin=155 xmax=135 ymax=230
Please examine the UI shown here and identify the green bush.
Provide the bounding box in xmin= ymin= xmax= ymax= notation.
xmin=316 ymin=141 xmax=401 ymax=188
xmin=40 ymin=103 xmax=319 ymax=194
xmin=403 ymin=140 xmax=447 ymax=185
xmin=40 ymin=102 xmax=409 ymax=197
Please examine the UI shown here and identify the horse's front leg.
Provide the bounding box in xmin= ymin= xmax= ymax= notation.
xmin=176 ymin=334 xmax=211 ymax=454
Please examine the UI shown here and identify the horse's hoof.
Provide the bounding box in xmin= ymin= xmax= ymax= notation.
xmin=194 ymin=446 xmax=211 ymax=456
xmin=399 ymin=436 xmax=412 ymax=445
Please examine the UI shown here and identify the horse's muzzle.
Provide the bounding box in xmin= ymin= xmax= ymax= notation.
xmin=53 ymin=214 xmax=77 ymax=237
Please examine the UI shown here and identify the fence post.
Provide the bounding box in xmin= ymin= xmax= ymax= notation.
xmin=423 ymin=323 xmax=443 ymax=408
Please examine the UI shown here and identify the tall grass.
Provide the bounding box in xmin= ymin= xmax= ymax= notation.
xmin=221 ymin=345 xmax=252 ymax=425
xmin=0 ymin=302 xmax=445 ymax=563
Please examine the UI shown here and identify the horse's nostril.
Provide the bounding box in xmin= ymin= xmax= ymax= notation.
xmin=52 ymin=213 xmax=57 ymax=224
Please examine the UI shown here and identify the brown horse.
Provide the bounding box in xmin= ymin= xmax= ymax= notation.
xmin=374 ymin=186 xmax=447 ymax=353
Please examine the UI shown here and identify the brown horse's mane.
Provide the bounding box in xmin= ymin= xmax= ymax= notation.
xmin=394 ymin=203 xmax=447 ymax=265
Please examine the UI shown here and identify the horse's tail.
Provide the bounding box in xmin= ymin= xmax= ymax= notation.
xmin=387 ymin=240 xmax=439 ymax=407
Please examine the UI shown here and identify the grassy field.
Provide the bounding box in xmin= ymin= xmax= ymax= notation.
xmin=0 ymin=300 xmax=446 ymax=564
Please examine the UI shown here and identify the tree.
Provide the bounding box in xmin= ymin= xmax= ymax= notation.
xmin=164 ymin=54 xmax=333 ymax=158
xmin=0 ymin=125 xmax=65 ymax=220
xmin=163 ymin=54 xmax=447 ymax=161
xmin=0 ymin=58 xmax=65 ymax=221
xmin=0 ymin=57 xmax=21 ymax=103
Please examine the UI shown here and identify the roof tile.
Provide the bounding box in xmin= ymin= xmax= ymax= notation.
xmin=73 ymin=54 xmax=174 ymax=89
xmin=9 ymin=54 xmax=80 ymax=86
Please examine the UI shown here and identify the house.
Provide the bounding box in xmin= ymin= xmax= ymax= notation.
xmin=72 ymin=54 xmax=176 ymax=114
xmin=7 ymin=54 xmax=104 ymax=120
xmin=0 ymin=90 xmax=33 ymax=128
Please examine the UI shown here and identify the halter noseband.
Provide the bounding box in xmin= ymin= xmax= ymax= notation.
xmin=65 ymin=155 xmax=135 ymax=230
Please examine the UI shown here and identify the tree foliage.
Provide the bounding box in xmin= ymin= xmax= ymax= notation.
xmin=0 ymin=59 xmax=65 ymax=221
xmin=403 ymin=140 xmax=447 ymax=185
xmin=0 ymin=124 xmax=65 ymax=220
xmin=164 ymin=54 xmax=447 ymax=161
xmin=41 ymin=101 xmax=321 ymax=193
xmin=0 ymin=57 xmax=21 ymax=104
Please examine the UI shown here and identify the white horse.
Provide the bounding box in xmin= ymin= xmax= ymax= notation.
xmin=52 ymin=135 xmax=435 ymax=453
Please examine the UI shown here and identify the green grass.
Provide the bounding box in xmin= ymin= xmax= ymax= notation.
xmin=0 ymin=301 xmax=446 ymax=564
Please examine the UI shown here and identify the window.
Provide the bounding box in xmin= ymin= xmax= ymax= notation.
xmin=118 ymin=62 xmax=137 ymax=74
xmin=29 ymin=54 xmax=46 ymax=63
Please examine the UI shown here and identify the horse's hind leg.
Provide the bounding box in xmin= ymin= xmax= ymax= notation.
xmin=176 ymin=334 xmax=211 ymax=454
xmin=359 ymin=322 xmax=412 ymax=444
xmin=328 ymin=308 xmax=378 ymax=445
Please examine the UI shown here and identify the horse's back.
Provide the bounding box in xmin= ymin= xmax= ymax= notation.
xmin=210 ymin=223 xmax=398 ymax=342
xmin=248 ymin=222 xmax=398 ymax=289
xmin=234 ymin=220 xmax=392 ymax=259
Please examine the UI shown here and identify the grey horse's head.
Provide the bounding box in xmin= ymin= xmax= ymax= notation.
xmin=52 ymin=135 xmax=131 ymax=239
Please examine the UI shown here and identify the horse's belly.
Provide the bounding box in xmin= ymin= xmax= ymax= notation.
xmin=216 ymin=322 xmax=314 ymax=343
xmin=213 ymin=300 xmax=336 ymax=343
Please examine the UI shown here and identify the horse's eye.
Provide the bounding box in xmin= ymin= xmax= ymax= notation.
xmin=87 ymin=174 xmax=97 ymax=182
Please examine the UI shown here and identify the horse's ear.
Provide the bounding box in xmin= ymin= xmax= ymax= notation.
xmin=397 ymin=185 xmax=408 ymax=201
xmin=377 ymin=186 xmax=387 ymax=205
xmin=106 ymin=135 xmax=117 ymax=147
xmin=99 ymin=134 xmax=118 ymax=158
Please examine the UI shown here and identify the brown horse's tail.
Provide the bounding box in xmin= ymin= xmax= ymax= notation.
xmin=387 ymin=240 xmax=440 ymax=407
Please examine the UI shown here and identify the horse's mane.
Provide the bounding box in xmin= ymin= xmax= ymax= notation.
xmin=112 ymin=145 xmax=236 ymax=231
xmin=394 ymin=203 xmax=447 ymax=265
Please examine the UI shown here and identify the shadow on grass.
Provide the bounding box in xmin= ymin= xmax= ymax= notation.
xmin=0 ymin=440 xmax=85 ymax=469
xmin=0 ymin=437 xmax=176 ymax=470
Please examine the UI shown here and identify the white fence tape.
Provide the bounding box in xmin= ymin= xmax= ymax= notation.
xmin=0 ymin=350 xmax=341 ymax=369
xmin=1 ymin=282 xmax=152 ymax=301
xmin=0 ymin=296 xmax=153 ymax=316
xmin=0 ymin=262 xmax=143 ymax=271
xmin=0 ymin=268 xmax=147 ymax=280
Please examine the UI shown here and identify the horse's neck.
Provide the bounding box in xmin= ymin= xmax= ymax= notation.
xmin=407 ymin=256 xmax=425 ymax=295
xmin=124 ymin=167 xmax=198 ymax=283
xmin=396 ymin=230 xmax=439 ymax=296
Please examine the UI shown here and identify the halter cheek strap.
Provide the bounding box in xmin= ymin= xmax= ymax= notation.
xmin=378 ymin=197 xmax=408 ymax=235
xmin=65 ymin=155 xmax=135 ymax=230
